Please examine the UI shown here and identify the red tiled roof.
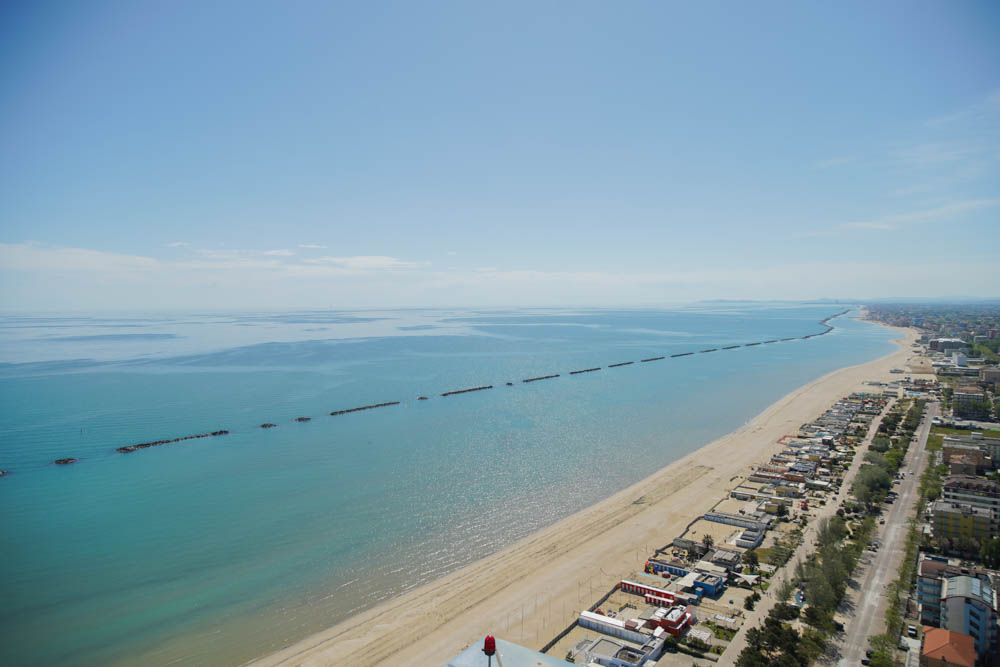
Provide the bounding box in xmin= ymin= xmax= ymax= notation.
xmin=922 ymin=627 xmax=976 ymax=666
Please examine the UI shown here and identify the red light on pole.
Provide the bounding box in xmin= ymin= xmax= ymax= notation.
xmin=483 ymin=635 xmax=496 ymax=657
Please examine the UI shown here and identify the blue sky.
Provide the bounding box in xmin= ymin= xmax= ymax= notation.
xmin=1 ymin=1 xmax=998 ymax=310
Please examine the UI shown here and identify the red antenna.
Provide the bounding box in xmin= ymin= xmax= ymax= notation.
xmin=483 ymin=635 xmax=496 ymax=666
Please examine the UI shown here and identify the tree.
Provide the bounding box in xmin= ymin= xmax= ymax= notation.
xmin=852 ymin=464 xmax=892 ymax=511
xmin=884 ymin=448 xmax=904 ymax=471
xmin=772 ymin=603 xmax=801 ymax=621
xmin=745 ymin=627 xmax=764 ymax=652
xmin=775 ymin=579 xmax=795 ymax=603
xmin=745 ymin=549 xmax=759 ymax=569
xmin=805 ymin=568 xmax=837 ymax=613
xmin=776 ymin=503 xmax=788 ymax=518
xmin=870 ymin=435 xmax=892 ymax=453
xmin=803 ymin=605 xmax=831 ymax=630
xmin=744 ymin=595 xmax=756 ymax=610
xmin=702 ymin=534 xmax=715 ymax=550
xmin=955 ymin=535 xmax=980 ymax=558
xmin=736 ymin=648 xmax=769 ymax=667
xmin=869 ymin=652 xmax=893 ymax=667
xmin=981 ymin=536 xmax=1000 ymax=568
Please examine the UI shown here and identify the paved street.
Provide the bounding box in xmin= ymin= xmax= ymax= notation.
xmin=831 ymin=401 xmax=937 ymax=665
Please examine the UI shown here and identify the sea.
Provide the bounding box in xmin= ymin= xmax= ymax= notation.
xmin=0 ymin=303 xmax=898 ymax=666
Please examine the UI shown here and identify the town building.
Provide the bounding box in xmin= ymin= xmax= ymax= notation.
xmin=979 ymin=366 xmax=1000 ymax=383
xmin=930 ymin=338 xmax=967 ymax=352
xmin=930 ymin=501 xmax=994 ymax=542
xmin=916 ymin=554 xmax=992 ymax=626
xmin=944 ymin=432 xmax=1000 ymax=467
xmin=919 ymin=627 xmax=976 ymax=667
xmin=939 ymin=575 xmax=998 ymax=658
xmin=947 ymin=453 xmax=978 ymax=476
xmin=941 ymin=442 xmax=991 ymax=474
xmin=953 ymin=386 xmax=987 ymax=418
xmin=941 ymin=475 xmax=1000 ymax=525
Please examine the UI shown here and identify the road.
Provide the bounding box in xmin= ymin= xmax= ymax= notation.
xmin=832 ymin=401 xmax=938 ymax=665
xmin=723 ymin=398 xmax=900 ymax=663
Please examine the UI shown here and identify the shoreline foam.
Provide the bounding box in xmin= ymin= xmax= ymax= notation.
xmin=248 ymin=321 xmax=917 ymax=667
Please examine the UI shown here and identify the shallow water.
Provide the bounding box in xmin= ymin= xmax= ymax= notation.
xmin=0 ymin=304 xmax=896 ymax=665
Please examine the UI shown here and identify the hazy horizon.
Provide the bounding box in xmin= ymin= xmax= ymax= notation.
xmin=2 ymin=2 xmax=998 ymax=310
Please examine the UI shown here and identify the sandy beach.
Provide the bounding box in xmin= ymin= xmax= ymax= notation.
xmin=249 ymin=322 xmax=918 ymax=667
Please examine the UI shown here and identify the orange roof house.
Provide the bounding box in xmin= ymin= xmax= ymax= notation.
xmin=921 ymin=627 xmax=976 ymax=667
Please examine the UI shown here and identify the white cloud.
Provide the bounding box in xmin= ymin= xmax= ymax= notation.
xmin=894 ymin=142 xmax=979 ymax=167
xmin=166 ymin=241 xmax=191 ymax=247
xmin=298 ymin=243 xmax=327 ymax=249
xmin=446 ymin=251 xmax=457 ymax=256
xmin=924 ymin=89 xmax=1000 ymax=128
xmin=194 ymin=248 xmax=240 ymax=258
xmin=261 ymin=249 xmax=294 ymax=256
xmin=303 ymin=255 xmax=424 ymax=271
xmin=0 ymin=242 xmax=159 ymax=272
xmin=3 ymin=242 xmax=999 ymax=311
xmin=840 ymin=199 xmax=998 ymax=231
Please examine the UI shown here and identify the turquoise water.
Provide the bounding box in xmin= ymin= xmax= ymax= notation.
xmin=0 ymin=305 xmax=896 ymax=665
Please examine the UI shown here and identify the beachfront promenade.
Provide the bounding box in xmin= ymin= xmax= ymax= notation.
xmin=249 ymin=326 xmax=919 ymax=667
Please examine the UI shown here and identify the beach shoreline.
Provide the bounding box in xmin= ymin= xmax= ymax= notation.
xmin=249 ymin=320 xmax=918 ymax=667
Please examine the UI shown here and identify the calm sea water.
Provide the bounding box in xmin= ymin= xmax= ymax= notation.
xmin=0 ymin=304 xmax=896 ymax=666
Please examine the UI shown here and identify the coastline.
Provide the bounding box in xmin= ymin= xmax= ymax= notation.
xmin=249 ymin=320 xmax=918 ymax=667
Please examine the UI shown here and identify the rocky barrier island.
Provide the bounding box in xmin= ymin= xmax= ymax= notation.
xmin=440 ymin=386 xmax=492 ymax=397
xmin=329 ymin=401 xmax=400 ymax=416
xmin=116 ymin=430 xmax=230 ymax=454
xmin=523 ymin=374 xmax=559 ymax=383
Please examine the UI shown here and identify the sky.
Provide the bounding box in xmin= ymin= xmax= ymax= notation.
xmin=1 ymin=1 xmax=998 ymax=310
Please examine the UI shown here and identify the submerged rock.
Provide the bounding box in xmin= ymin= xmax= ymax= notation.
xmin=417 ymin=396 xmax=429 ymax=401
xmin=53 ymin=458 xmax=78 ymax=465
xmin=294 ymin=417 xmax=311 ymax=422
xmin=260 ymin=423 xmax=277 ymax=428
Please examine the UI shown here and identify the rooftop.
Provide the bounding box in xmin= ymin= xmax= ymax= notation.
xmin=444 ymin=636 xmax=572 ymax=667
xmin=921 ymin=627 xmax=976 ymax=667
xmin=943 ymin=475 xmax=1000 ymax=494
xmin=931 ymin=501 xmax=993 ymax=519
xmin=942 ymin=574 xmax=994 ymax=605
